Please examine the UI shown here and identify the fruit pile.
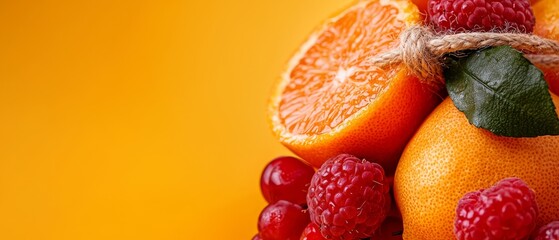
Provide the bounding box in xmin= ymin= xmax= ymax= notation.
xmin=254 ymin=0 xmax=559 ymax=239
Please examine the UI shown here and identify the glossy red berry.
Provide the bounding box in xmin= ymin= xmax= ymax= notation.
xmin=532 ymin=221 xmax=559 ymax=240
xmin=307 ymin=154 xmax=390 ymax=240
xmin=258 ymin=200 xmax=310 ymax=240
xmin=261 ymin=156 xmax=315 ymax=205
xmin=252 ymin=233 xmax=262 ymax=240
xmin=454 ymin=178 xmax=538 ymax=240
xmin=428 ymin=0 xmax=535 ymax=33
xmin=300 ymin=222 xmax=327 ymax=240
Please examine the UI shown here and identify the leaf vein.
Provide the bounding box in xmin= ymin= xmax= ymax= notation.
xmin=461 ymin=66 xmax=544 ymax=123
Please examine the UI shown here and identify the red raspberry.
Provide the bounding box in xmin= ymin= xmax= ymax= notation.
xmin=300 ymin=222 xmax=327 ymax=240
xmin=428 ymin=0 xmax=535 ymax=33
xmin=532 ymin=221 xmax=559 ymax=240
xmin=454 ymin=177 xmax=538 ymax=240
xmin=307 ymin=154 xmax=390 ymax=240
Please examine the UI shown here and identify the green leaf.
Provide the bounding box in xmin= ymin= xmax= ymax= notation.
xmin=444 ymin=46 xmax=559 ymax=137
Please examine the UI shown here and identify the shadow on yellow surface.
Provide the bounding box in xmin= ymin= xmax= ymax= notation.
xmin=0 ymin=0 xmax=351 ymax=239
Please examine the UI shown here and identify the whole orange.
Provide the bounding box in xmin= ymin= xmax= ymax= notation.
xmin=533 ymin=0 xmax=559 ymax=95
xmin=269 ymin=0 xmax=442 ymax=174
xmin=394 ymin=95 xmax=559 ymax=240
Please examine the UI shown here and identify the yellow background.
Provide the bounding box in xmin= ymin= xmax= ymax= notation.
xmin=0 ymin=0 xmax=351 ymax=239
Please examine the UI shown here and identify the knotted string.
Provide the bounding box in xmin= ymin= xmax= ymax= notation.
xmin=366 ymin=25 xmax=559 ymax=86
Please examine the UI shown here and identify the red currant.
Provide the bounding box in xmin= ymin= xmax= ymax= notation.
xmin=260 ymin=156 xmax=314 ymax=205
xmin=300 ymin=222 xmax=326 ymax=240
xmin=258 ymin=200 xmax=310 ymax=240
xmin=252 ymin=234 xmax=262 ymax=240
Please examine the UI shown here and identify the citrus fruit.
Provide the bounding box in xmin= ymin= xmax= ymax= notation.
xmin=533 ymin=0 xmax=559 ymax=95
xmin=394 ymin=94 xmax=559 ymax=240
xmin=268 ymin=0 xmax=442 ymax=174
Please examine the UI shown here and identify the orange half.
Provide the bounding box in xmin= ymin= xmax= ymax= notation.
xmin=269 ymin=0 xmax=442 ymax=173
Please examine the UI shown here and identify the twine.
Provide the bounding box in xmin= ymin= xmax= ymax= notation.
xmin=366 ymin=25 xmax=559 ymax=86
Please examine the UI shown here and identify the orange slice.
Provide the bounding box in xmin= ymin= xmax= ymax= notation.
xmin=269 ymin=0 xmax=442 ymax=173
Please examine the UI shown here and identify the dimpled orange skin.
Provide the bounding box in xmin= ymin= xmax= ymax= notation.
xmin=533 ymin=0 xmax=559 ymax=95
xmin=394 ymin=94 xmax=559 ymax=240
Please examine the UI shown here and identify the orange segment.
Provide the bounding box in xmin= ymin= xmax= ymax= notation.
xmin=533 ymin=0 xmax=559 ymax=95
xmin=280 ymin=1 xmax=404 ymax=135
xmin=269 ymin=0 xmax=442 ymax=173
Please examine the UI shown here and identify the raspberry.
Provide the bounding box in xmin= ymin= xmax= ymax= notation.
xmin=454 ymin=177 xmax=538 ymax=240
xmin=307 ymin=154 xmax=390 ymax=240
xmin=260 ymin=156 xmax=315 ymax=205
xmin=258 ymin=200 xmax=310 ymax=240
xmin=300 ymin=222 xmax=327 ymax=240
xmin=428 ymin=0 xmax=535 ymax=33
xmin=532 ymin=221 xmax=559 ymax=240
